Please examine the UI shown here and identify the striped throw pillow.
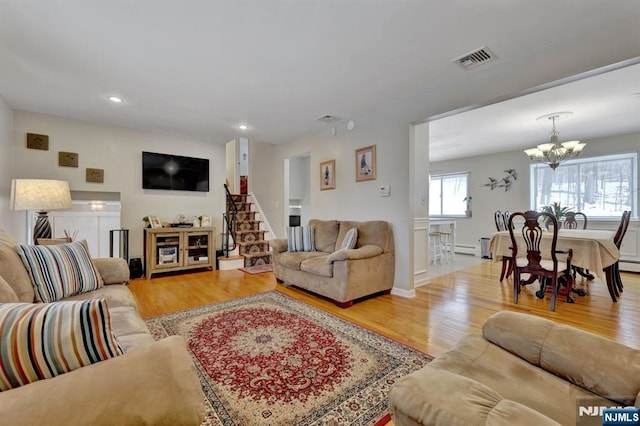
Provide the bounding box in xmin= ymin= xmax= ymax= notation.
xmin=16 ymin=240 xmax=104 ymax=303
xmin=287 ymin=225 xmax=316 ymax=252
xmin=340 ymin=227 xmax=358 ymax=250
xmin=0 ymin=299 xmax=123 ymax=391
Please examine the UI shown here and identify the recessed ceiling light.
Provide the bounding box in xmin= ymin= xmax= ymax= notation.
xmin=238 ymin=124 xmax=248 ymax=130
xmin=108 ymin=96 xmax=123 ymax=103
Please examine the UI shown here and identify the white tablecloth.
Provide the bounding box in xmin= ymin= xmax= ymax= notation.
xmin=489 ymin=229 xmax=620 ymax=283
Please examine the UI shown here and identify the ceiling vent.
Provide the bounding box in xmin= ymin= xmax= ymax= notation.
xmin=453 ymin=46 xmax=497 ymax=70
xmin=316 ymin=114 xmax=342 ymax=124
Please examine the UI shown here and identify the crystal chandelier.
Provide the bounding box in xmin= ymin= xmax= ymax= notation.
xmin=524 ymin=112 xmax=585 ymax=170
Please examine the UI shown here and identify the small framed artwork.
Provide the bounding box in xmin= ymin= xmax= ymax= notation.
xmin=59 ymin=151 xmax=79 ymax=167
xmin=86 ymin=168 xmax=104 ymax=183
xmin=27 ymin=133 xmax=49 ymax=150
xmin=148 ymin=215 xmax=162 ymax=229
xmin=355 ymin=145 xmax=376 ymax=182
xmin=320 ymin=159 xmax=336 ymax=190
xmin=200 ymin=216 xmax=211 ymax=227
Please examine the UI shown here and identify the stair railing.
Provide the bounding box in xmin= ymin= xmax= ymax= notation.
xmin=223 ymin=184 xmax=238 ymax=257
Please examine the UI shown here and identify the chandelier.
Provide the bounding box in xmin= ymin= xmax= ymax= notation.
xmin=524 ymin=112 xmax=585 ymax=170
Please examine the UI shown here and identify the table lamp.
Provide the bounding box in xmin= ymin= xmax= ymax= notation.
xmin=10 ymin=179 xmax=73 ymax=244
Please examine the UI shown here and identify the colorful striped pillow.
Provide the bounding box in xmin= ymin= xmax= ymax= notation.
xmin=340 ymin=227 xmax=358 ymax=250
xmin=0 ymin=299 xmax=123 ymax=391
xmin=287 ymin=225 xmax=316 ymax=252
xmin=16 ymin=240 xmax=104 ymax=303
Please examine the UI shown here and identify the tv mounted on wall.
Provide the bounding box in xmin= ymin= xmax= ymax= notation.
xmin=142 ymin=151 xmax=209 ymax=192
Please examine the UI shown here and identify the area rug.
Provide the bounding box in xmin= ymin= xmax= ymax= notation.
xmin=239 ymin=263 xmax=274 ymax=274
xmin=146 ymin=291 xmax=432 ymax=425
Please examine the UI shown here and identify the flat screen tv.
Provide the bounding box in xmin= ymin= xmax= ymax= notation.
xmin=142 ymin=151 xmax=209 ymax=192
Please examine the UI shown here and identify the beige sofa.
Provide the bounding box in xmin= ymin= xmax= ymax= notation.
xmin=270 ymin=219 xmax=394 ymax=307
xmin=389 ymin=311 xmax=640 ymax=426
xmin=0 ymin=230 xmax=204 ymax=425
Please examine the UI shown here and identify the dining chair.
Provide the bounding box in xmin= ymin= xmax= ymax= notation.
xmin=563 ymin=211 xmax=588 ymax=229
xmin=508 ymin=210 xmax=575 ymax=312
xmin=604 ymin=210 xmax=631 ymax=301
xmin=494 ymin=210 xmax=513 ymax=281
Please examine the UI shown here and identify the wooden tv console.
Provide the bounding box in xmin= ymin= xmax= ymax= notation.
xmin=144 ymin=227 xmax=214 ymax=279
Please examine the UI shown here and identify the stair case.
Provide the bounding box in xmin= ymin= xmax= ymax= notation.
xmin=219 ymin=185 xmax=272 ymax=270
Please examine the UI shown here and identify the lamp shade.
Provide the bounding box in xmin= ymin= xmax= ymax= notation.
xmin=10 ymin=179 xmax=72 ymax=211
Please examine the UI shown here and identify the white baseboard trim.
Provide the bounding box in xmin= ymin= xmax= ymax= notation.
xmin=620 ymin=260 xmax=640 ymax=273
xmin=391 ymin=287 xmax=416 ymax=298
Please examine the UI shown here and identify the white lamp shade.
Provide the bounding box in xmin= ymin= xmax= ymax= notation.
xmin=10 ymin=179 xmax=72 ymax=211
xmin=561 ymin=140 xmax=581 ymax=150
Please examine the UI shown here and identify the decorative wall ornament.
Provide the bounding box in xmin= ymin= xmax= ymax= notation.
xmin=26 ymin=133 xmax=49 ymax=150
xmin=86 ymin=168 xmax=104 ymax=183
xmin=320 ymin=159 xmax=336 ymax=190
xmin=355 ymin=145 xmax=376 ymax=182
xmin=58 ymin=151 xmax=79 ymax=167
xmin=484 ymin=169 xmax=518 ymax=192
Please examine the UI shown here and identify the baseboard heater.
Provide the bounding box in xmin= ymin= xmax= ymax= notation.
xmin=454 ymin=244 xmax=478 ymax=256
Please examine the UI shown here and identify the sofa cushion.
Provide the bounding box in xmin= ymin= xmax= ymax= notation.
xmin=426 ymin=333 xmax=609 ymax=425
xmin=63 ymin=284 xmax=138 ymax=309
xmin=0 ymin=230 xmax=35 ymax=302
xmin=17 ymin=240 xmax=104 ymax=302
xmin=308 ymin=219 xmax=340 ymax=252
xmin=0 ymin=274 xmax=19 ymax=302
xmin=339 ymin=227 xmax=358 ymax=250
xmin=336 ymin=220 xmax=392 ymax=252
xmin=287 ymin=225 xmax=316 ymax=252
xmin=0 ymin=299 xmax=123 ymax=391
xmin=300 ymin=255 xmax=333 ymax=277
xmin=278 ymin=252 xmax=327 ymax=271
xmin=483 ymin=311 xmax=640 ymax=406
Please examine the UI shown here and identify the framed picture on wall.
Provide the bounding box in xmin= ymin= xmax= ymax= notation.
xmin=355 ymin=145 xmax=376 ymax=182
xmin=320 ymin=159 xmax=336 ymax=190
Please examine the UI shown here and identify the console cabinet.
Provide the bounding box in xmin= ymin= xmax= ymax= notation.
xmin=144 ymin=227 xmax=214 ymax=278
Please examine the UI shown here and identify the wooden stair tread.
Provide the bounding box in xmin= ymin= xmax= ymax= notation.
xmin=235 ymin=229 xmax=266 ymax=234
xmin=242 ymin=251 xmax=272 ymax=258
xmin=237 ymin=240 xmax=269 ymax=246
xmin=217 ymin=255 xmax=243 ymax=260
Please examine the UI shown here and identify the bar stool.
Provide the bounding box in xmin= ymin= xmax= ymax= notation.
xmin=439 ymin=230 xmax=453 ymax=263
xmin=429 ymin=232 xmax=444 ymax=265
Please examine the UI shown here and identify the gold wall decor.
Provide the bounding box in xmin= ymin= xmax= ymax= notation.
xmin=86 ymin=168 xmax=104 ymax=183
xmin=58 ymin=151 xmax=79 ymax=167
xmin=26 ymin=133 xmax=49 ymax=150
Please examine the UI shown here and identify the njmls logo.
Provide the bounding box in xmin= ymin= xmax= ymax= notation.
xmin=576 ymin=398 xmax=639 ymax=426
xmin=579 ymin=406 xmax=627 ymax=417
xmin=602 ymin=407 xmax=640 ymax=426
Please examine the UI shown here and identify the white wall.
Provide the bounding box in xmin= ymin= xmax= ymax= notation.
xmin=11 ymin=110 xmax=227 ymax=257
xmin=253 ymin=113 xmax=414 ymax=292
xmin=430 ymin=131 xmax=640 ymax=249
xmin=0 ymin=96 xmax=16 ymax=229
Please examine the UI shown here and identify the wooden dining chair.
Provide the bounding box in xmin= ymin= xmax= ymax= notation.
xmin=494 ymin=210 xmax=513 ymax=281
xmin=563 ymin=211 xmax=588 ymax=229
xmin=508 ymin=210 xmax=575 ymax=312
xmin=604 ymin=210 xmax=631 ymax=301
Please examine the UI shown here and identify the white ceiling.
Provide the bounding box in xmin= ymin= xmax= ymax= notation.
xmin=429 ymin=61 xmax=640 ymax=162
xmin=1 ymin=1 xmax=639 ymax=148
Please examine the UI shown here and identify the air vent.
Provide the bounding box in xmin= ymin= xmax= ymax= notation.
xmin=316 ymin=114 xmax=342 ymax=124
xmin=453 ymin=46 xmax=497 ymax=70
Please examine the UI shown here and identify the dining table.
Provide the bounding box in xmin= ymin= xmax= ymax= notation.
xmin=489 ymin=229 xmax=620 ymax=293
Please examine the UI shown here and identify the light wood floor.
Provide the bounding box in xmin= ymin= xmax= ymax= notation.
xmin=128 ymin=261 xmax=640 ymax=357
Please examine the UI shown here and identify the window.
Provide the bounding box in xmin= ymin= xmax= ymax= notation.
xmin=429 ymin=172 xmax=469 ymax=217
xmin=530 ymin=153 xmax=637 ymax=218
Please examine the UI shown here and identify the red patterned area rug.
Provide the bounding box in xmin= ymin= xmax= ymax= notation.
xmin=146 ymin=291 xmax=432 ymax=426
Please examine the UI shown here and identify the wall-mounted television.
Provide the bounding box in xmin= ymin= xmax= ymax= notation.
xmin=142 ymin=151 xmax=209 ymax=192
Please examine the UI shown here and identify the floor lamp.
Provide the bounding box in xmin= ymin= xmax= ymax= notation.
xmin=10 ymin=179 xmax=73 ymax=244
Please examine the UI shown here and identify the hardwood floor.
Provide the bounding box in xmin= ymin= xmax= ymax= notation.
xmin=128 ymin=261 xmax=640 ymax=357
